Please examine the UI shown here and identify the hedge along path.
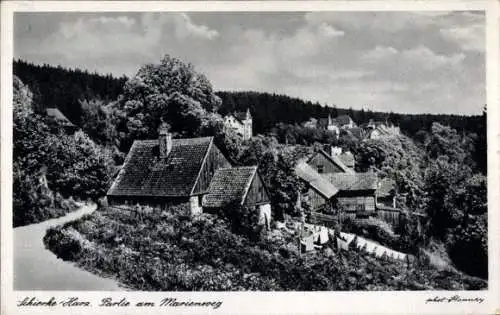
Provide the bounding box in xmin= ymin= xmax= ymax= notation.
xmin=14 ymin=203 xmax=123 ymax=290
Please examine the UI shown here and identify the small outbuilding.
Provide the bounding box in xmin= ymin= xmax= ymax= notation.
xmin=202 ymin=166 xmax=271 ymax=230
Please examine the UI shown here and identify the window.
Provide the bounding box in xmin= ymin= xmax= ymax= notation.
xmin=317 ymin=165 xmax=324 ymax=173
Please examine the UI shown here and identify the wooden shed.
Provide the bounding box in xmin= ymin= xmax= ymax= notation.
xmin=202 ymin=166 xmax=271 ymax=229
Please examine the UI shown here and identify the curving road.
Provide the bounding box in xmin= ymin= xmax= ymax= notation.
xmin=14 ymin=203 xmax=123 ymax=291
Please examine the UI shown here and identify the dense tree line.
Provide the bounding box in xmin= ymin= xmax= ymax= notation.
xmin=13 ymin=59 xmax=127 ymax=124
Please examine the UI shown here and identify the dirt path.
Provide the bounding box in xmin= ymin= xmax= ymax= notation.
xmin=14 ymin=203 xmax=123 ymax=291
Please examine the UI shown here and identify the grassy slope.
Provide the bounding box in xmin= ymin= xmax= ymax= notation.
xmin=43 ymin=206 xmax=487 ymax=291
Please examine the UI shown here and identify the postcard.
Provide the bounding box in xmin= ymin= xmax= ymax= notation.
xmin=1 ymin=1 xmax=499 ymax=314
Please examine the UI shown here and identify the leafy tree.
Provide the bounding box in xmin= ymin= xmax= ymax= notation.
xmin=114 ymin=55 xmax=222 ymax=151
xmin=79 ymin=99 xmax=118 ymax=145
xmin=448 ymin=214 xmax=487 ymax=278
xmin=424 ymin=157 xmax=472 ymax=239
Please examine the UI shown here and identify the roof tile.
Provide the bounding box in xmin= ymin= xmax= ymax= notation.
xmin=202 ymin=166 xmax=257 ymax=208
xmin=107 ymin=137 xmax=213 ymax=197
xmin=295 ymin=162 xmax=339 ymax=199
xmin=323 ymin=172 xmax=378 ymax=191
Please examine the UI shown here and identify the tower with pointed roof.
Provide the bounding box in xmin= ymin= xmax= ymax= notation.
xmin=243 ymin=108 xmax=253 ymax=140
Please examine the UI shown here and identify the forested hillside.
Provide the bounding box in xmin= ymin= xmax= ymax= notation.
xmin=13 ymin=60 xmax=127 ymax=124
xmin=216 ymin=91 xmax=485 ymax=135
xmin=14 ymin=60 xmax=485 ymax=150
xmin=217 ymin=91 xmax=486 ymax=175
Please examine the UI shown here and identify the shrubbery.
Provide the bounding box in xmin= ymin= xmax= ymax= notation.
xmin=44 ymin=206 xmax=487 ymax=291
xmin=341 ymin=218 xmax=415 ymax=254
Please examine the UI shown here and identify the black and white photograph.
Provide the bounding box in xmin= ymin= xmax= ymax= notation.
xmin=2 ymin=1 xmax=499 ymax=314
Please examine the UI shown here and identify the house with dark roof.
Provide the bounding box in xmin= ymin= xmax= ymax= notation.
xmin=202 ymin=166 xmax=271 ymax=229
xmin=223 ymin=108 xmax=253 ymax=140
xmin=107 ymin=124 xmax=232 ymax=215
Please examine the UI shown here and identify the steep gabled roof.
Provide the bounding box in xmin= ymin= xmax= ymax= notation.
xmin=308 ymin=150 xmax=354 ymax=174
xmin=107 ymin=137 xmax=213 ymax=197
xmin=318 ymin=118 xmax=329 ymax=128
xmin=46 ymin=108 xmax=75 ymax=126
xmin=202 ymin=166 xmax=258 ymax=208
xmin=295 ymin=162 xmax=339 ymax=199
xmin=348 ymin=127 xmax=364 ymax=138
xmin=336 ymin=115 xmax=354 ymax=126
xmin=233 ymin=112 xmax=247 ymax=122
xmin=324 ymin=172 xmax=378 ymax=191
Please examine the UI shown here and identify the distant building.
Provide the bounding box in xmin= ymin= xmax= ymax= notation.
xmin=302 ymin=118 xmax=318 ymax=129
xmin=366 ymin=119 xmax=400 ymax=140
xmin=224 ymin=108 xmax=253 ymax=140
xmin=107 ymin=124 xmax=232 ymax=216
xmin=202 ymin=166 xmax=272 ymax=230
xmin=336 ymin=115 xmax=356 ymax=129
xmin=46 ymin=107 xmax=77 ymax=133
xmin=317 ymin=115 xmax=340 ymax=136
xmin=346 ymin=127 xmax=365 ymax=139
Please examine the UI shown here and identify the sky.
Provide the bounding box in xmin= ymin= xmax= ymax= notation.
xmin=14 ymin=11 xmax=485 ymax=115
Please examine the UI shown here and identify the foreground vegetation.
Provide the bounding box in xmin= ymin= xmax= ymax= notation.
xmin=44 ymin=205 xmax=486 ymax=291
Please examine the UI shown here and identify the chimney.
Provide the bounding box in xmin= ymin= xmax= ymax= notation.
xmin=331 ymin=146 xmax=342 ymax=156
xmin=158 ymin=123 xmax=172 ymax=158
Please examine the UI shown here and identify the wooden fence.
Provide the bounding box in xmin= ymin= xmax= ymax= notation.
xmin=309 ymin=206 xmax=426 ymax=231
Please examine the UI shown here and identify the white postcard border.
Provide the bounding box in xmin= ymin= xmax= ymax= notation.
xmin=1 ymin=1 xmax=499 ymax=315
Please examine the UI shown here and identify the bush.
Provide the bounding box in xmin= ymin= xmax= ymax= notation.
xmin=342 ymin=218 xmax=412 ymax=253
xmin=43 ymin=205 xmax=487 ymax=291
